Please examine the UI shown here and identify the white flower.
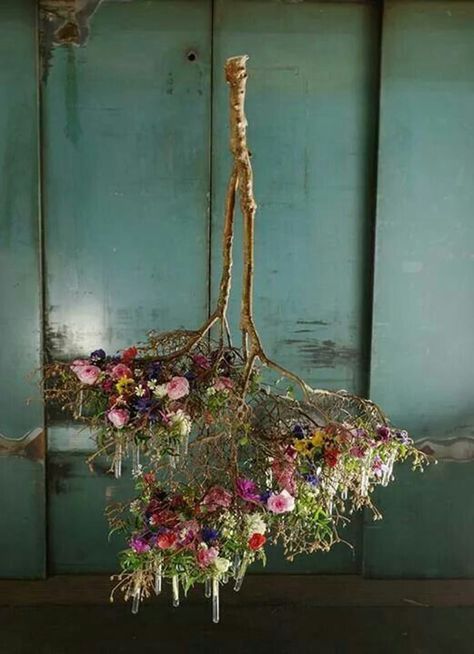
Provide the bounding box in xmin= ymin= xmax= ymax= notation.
xmin=169 ymin=409 xmax=192 ymax=437
xmin=135 ymin=385 xmax=146 ymax=397
xmin=214 ymin=557 xmax=231 ymax=574
xmin=153 ymin=383 xmax=168 ymax=399
xmin=129 ymin=500 xmax=141 ymax=514
xmin=206 ymin=387 xmax=216 ymax=396
xmin=245 ymin=513 xmax=267 ymax=535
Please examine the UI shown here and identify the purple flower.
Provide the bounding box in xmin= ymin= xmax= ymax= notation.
xmin=376 ymin=425 xmax=391 ymax=442
xmin=260 ymin=490 xmax=271 ymax=503
xmin=146 ymin=362 xmax=162 ymax=380
xmin=395 ymin=430 xmax=410 ymax=444
xmin=134 ymin=397 xmax=152 ymax=413
xmin=292 ymin=424 xmax=305 ymax=439
xmin=129 ymin=536 xmax=150 ymax=554
xmin=236 ymin=478 xmax=261 ymax=502
xmin=304 ymin=473 xmax=320 ymax=487
xmin=90 ymin=349 xmax=106 ymax=363
xmin=201 ymin=527 xmax=219 ymax=544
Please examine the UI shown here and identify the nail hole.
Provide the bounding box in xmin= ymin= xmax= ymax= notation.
xmin=187 ymin=50 xmax=197 ymax=62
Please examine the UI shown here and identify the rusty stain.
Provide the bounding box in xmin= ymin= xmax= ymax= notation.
xmin=39 ymin=0 xmax=106 ymax=80
xmin=417 ymin=436 xmax=474 ymax=463
xmin=284 ymin=338 xmax=358 ymax=368
xmin=0 ymin=429 xmax=45 ymax=463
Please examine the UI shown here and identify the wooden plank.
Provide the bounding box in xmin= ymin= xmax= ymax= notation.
xmin=0 ymin=0 xmax=46 ymax=578
xmin=367 ymin=1 xmax=474 ymax=577
xmin=211 ymin=0 xmax=381 ymax=572
xmin=41 ymin=0 xmax=212 ymax=572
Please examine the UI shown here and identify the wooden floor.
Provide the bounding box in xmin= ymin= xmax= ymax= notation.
xmin=2 ymin=576 xmax=474 ymax=653
xmin=2 ymin=604 xmax=474 ymax=653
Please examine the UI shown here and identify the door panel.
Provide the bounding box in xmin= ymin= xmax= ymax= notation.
xmin=211 ymin=0 xmax=381 ymax=572
xmin=42 ymin=0 xmax=212 ymax=572
xmin=367 ymin=1 xmax=474 ymax=577
xmin=0 ymin=0 xmax=45 ymax=579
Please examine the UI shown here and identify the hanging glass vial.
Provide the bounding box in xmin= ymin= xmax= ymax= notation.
xmin=131 ymin=442 xmax=141 ymax=475
xmin=212 ymin=577 xmax=220 ymax=624
xmin=204 ymin=578 xmax=211 ymax=598
xmin=233 ymin=554 xmax=248 ymax=592
xmin=154 ymin=560 xmax=162 ymax=595
xmin=171 ymin=575 xmax=180 ymax=607
xmin=114 ymin=442 xmax=122 ymax=479
xmin=131 ymin=583 xmax=141 ymax=615
xmin=381 ymin=451 xmax=396 ymax=487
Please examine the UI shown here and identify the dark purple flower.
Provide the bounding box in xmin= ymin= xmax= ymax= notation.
xmin=146 ymin=362 xmax=162 ymax=380
xmin=376 ymin=425 xmax=391 ymax=442
xmin=292 ymin=424 xmax=305 ymax=439
xmin=304 ymin=473 xmax=320 ymax=487
xmin=184 ymin=371 xmax=196 ymax=382
xmin=90 ymin=348 xmax=106 ymax=363
xmin=134 ymin=397 xmax=152 ymax=413
xmin=129 ymin=536 xmax=150 ymax=554
xmin=201 ymin=527 xmax=219 ymax=544
xmin=260 ymin=490 xmax=271 ymax=503
xmin=236 ymin=478 xmax=261 ymax=502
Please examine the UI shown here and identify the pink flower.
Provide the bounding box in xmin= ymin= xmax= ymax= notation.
xmin=107 ymin=407 xmax=129 ymax=429
xmin=166 ymin=376 xmax=190 ymax=400
xmin=176 ymin=520 xmax=200 ymax=547
xmin=214 ymin=376 xmax=234 ymax=392
xmin=202 ymin=486 xmax=233 ymax=511
xmin=267 ymin=490 xmax=295 ymax=514
xmin=111 ymin=363 xmax=133 ymax=380
xmin=71 ymin=359 xmax=89 ymax=372
xmin=71 ymin=362 xmax=101 ymax=385
xmin=129 ymin=537 xmax=150 ymax=554
xmin=193 ymin=354 xmax=211 ymax=370
xmin=272 ymin=460 xmax=296 ymax=495
xmin=196 ymin=544 xmax=218 ymax=568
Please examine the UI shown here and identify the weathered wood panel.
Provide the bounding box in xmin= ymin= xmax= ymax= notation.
xmin=367 ymin=1 xmax=474 ymax=577
xmin=0 ymin=0 xmax=45 ymax=578
xmin=211 ymin=0 xmax=381 ymax=572
xmin=42 ymin=0 xmax=212 ymax=572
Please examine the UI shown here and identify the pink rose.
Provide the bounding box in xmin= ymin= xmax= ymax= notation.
xmin=166 ymin=376 xmax=190 ymax=400
xmin=214 ymin=376 xmax=234 ymax=392
xmin=111 ymin=363 xmax=133 ymax=380
xmin=107 ymin=407 xmax=129 ymax=429
xmin=71 ymin=359 xmax=89 ymax=372
xmin=196 ymin=544 xmax=218 ymax=568
xmin=267 ymin=490 xmax=295 ymax=514
xmin=71 ymin=363 xmax=101 ymax=385
xmin=202 ymin=486 xmax=233 ymax=511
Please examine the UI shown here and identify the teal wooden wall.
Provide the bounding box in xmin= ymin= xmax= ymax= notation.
xmin=0 ymin=0 xmax=473 ymax=578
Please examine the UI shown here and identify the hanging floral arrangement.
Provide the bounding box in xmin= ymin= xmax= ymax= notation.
xmin=43 ymin=56 xmax=427 ymax=623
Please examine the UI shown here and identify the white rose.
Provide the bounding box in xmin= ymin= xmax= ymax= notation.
xmin=169 ymin=409 xmax=192 ymax=437
xmin=214 ymin=557 xmax=231 ymax=574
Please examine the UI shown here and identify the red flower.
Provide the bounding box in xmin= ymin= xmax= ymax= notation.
xmin=248 ymin=533 xmax=266 ymax=550
xmin=121 ymin=346 xmax=138 ymax=364
xmin=324 ymin=447 xmax=340 ymax=468
xmin=156 ymin=531 xmax=177 ymax=549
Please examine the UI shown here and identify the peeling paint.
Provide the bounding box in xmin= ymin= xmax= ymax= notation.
xmin=284 ymin=338 xmax=358 ymax=368
xmin=418 ymin=436 xmax=474 ymax=463
xmin=39 ymin=0 xmax=106 ymax=80
xmin=0 ymin=429 xmax=45 ymax=462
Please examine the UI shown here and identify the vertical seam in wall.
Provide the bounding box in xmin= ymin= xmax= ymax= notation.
xmin=361 ymin=0 xmax=385 ymax=579
xmin=207 ymin=0 xmax=215 ymax=322
xmin=36 ymin=1 xmax=49 ymax=579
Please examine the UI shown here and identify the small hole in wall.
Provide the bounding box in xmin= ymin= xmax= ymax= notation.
xmin=187 ymin=50 xmax=197 ymax=62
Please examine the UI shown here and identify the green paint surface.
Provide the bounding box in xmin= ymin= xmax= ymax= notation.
xmin=42 ymin=0 xmax=212 ymax=573
xmin=0 ymin=0 xmax=45 ymax=578
xmin=211 ymin=0 xmax=380 ymax=572
xmin=368 ymin=1 xmax=474 ymax=577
